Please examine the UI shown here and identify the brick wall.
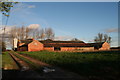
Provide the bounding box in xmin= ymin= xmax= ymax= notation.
xmin=28 ymin=40 xmax=44 ymax=51
xmin=99 ymin=42 xmax=110 ymax=50
xmin=61 ymin=47 xmax=94 ymax=51
xmin=44 ymin=47 xmax=54 ymax=51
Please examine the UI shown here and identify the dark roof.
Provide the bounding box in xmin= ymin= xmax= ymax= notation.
xmin=43 ymin=43 xmax=92 ymax=47
xmin=19 ymin=39 xmax=105 ymax=48
xmin=19 ymin=39 xmax=33 ymax=46
xmin=40 ymin=39 xmax=84 ymax=44
xmin=87 ymin=42 xmax=104 ymax=49
xmin=19 ymin=45 xmax=28 ymax=47
xmin=39 ymin=39 xmax=87 ymax=47
xmin=110 ymin=47 xmax=120 ymax=49
xmin=39 ymin=40 xmax=105 ymax=48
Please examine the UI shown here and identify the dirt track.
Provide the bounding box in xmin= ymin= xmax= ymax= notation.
xmin=2 ymin=52 xmax=87 ymax=80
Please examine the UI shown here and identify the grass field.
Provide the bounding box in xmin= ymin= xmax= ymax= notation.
xmin=17 ymin=50 xmax=120 ymax=79
xmin=0 ymin=54 xmax=2 ymax=69
xmin=2 ymin=52 xmax=19 ymax=70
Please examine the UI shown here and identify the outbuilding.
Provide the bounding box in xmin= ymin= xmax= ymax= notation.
xmin=17 ymin=39 xmax=110 ymax=51
xmin=17 ymin=39 xmax=43 ymax=51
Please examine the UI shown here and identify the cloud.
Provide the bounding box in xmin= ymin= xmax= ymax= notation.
xmin=0 ymin=25 xmax=16 ymax=38
xmin=54 ymin=36 xmax=73 ymax=41
xmin=0 ymin=25 xmax=14 ymax=34
xmin=28 ymin=5 xmax=36 ymax=8
xmin=27 ymin=24 xmax=40 ymax=29
xmin=105 ymin=28 xmax=118 ymax=33
xmin=11 ymin=3 xmax=36 ymax=13
xmin=0 ymin=24 xmax=40 ymax=35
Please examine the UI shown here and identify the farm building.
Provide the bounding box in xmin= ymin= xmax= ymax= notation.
xmin=40 ymin=39 xmax=94 ymax=51
xmin=17 ymin=39 xmax=43 ymax=51
xmin=87 ymin=42 xmax=110 ymax=50
xmin=16 ymin=39 xmax=110 ymax=51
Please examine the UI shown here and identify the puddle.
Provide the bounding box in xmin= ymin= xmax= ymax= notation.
xmin=42 ymin=66 xmax=55 ymax=73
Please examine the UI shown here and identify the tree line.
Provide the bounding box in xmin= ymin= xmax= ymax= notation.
xmin=9 ymin=26 xmax=55 ymax=40
xmin=94 ymin=33 xmax=111 ymax=43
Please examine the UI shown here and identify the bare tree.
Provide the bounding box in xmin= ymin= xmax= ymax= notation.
xmin=9 ymin=26 xmax=55 ymax=41
xmin=9 ymin=26 xmax=28 ymax=40
xmin=94 ymin=33 xmax=111 ymax=43
xmin=94 ymin=36 xmax=99 ymax=43
xmin=98 ymin=33 xmax=103 ymax=42
xmin=19 ymin=26 xmax=26 ymax=40
xmin=0 ymin=39 xmax=6 ymax=51
xmin=10 ymin=26 xmax=17 ymax=38
xmin=25 ymin=27 xmax=31 ymax=39
xmin=39 ymin=28 xmax=45 ymax=40
xmin=94 ymin=33 xmax=103 ymax=43
xmin=35 ymin=30 xmax=40 ymax=39
xmin=107 ymin=36 xmax=111 ymax=43
xmin=33 ymin=28 xmax=38 ymax=39
xmin=45 ymin=27 xmax=55 ymax=40
xmin=8 ymin=26 xmax=17 ymax=49
xmin=104 ymin=34 xmax=108 ymax=42
xmin=103 ymin=34 xmax=111 ymax=43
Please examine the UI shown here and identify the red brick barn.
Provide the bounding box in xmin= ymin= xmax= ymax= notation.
xmin=17 ymin=39 xmax=110 ymax=52
xmin=17 ymin=39 xmax=43 ymax=51
xmin=40 ymin=39 xmax=94 ymax=51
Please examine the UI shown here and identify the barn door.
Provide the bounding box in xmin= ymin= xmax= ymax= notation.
xmin=54 ymin=47 xmax=61 ymax=51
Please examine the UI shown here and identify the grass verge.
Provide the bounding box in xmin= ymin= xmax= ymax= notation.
xmin=17 ymin=50 xmax=120 ymax=79
xmin=2 ymin=52 xmax=19 ymax=70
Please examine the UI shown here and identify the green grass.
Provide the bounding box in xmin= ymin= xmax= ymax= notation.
xmin=0 ymin=54 xmax=2 ymax=68
xmin=2 ymin=52 xmax=19 ymax=70
xmin=17 ymin=50 xmax=120 ymax=78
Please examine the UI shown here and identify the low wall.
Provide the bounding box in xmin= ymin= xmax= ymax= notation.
xmin=99 ymin=47 xmax=110 ymax=50
xmin=44 ymin=47 xmax=54 ymax=51
xmin=61 ymin=47 xmax=94 ymax=51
